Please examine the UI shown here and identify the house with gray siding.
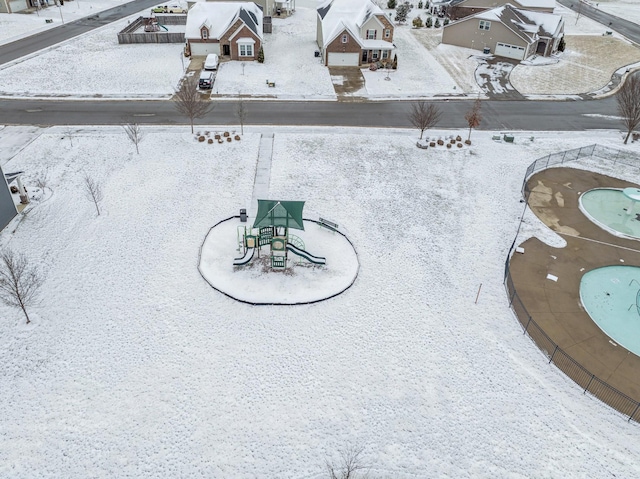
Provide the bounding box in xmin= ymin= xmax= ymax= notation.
xmin=442 ymin=3 xmax=563 ymax=60
xmin=317 ymin=0 xmax=395 ymax=67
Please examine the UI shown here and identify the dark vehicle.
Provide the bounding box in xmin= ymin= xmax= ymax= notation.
xmin=199 ymin=71 xmax=214 ymax=89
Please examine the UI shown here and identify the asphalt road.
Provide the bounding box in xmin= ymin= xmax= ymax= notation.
xmin=0 ymin=96 xmax=621 ymax=130
xmin=0 ymin=0 xmax=161 ymax=66
xmin=557 ymin=0 xmax=640 ymax=45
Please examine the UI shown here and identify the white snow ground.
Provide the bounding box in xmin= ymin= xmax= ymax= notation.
xmin=0 ymin=0 xmax=136 ymax=45
xmin=0 ymin=126 xmax=640 ymax=478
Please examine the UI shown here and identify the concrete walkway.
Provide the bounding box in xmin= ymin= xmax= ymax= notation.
xmin=248 ymin=133 xmax=274 ymax=219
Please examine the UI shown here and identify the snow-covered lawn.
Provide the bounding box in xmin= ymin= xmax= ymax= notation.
xmin=0 ymin=10 xmax=185 ymax=97
xmin=360 ymin=23 xmax=463 ymax=98
xmin=1 ymin=125 xmax=640 ymax=478
xmin=587 ymin=0 xmax=640 ymax=26
xmin=510 ymin=35 xmax=640 ymax=95
xmin=0 ymin=0 xmax=135 ymax=45
xmin=212 ymin=6 xmax=335 ymax=99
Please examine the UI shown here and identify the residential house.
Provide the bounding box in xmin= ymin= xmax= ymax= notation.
xmin=185 ymin=2 xmax=263 ymax=59
xmin=316 ymin=0 xmax=395 ymax=67
xmin=187 ymin=0 xmax=294 ymax=17
xmin=442 ymin=4 xmax=564 ymax=60
xmin=448 ymin=0 xmax=555 ymax=20
xmin=0 ymin=169 xmax=18 ymax=232
xmin=0 ymin=0 xmax=29 ymax=13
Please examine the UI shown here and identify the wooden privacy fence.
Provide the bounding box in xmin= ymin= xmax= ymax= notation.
xmin=117 ymin=16 xmax=185 ymax=44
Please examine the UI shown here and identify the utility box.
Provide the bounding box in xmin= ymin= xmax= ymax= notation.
xmin=240 ymin=208 xmax=247 ymax=222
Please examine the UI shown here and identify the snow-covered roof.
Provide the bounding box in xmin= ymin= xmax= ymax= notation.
xmin=317 ymin=0 xmax=391 ymax=49
xmin=472 ymin=4 xmax=563 ymax=42
xmin=515 ymin=0 xmax=555 ymax=9
xmin=185 ymin=2 xmax=263 ymax=40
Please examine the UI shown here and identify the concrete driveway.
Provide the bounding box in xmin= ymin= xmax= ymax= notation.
xmin=328 ymin=67 xmax=366 ymax=100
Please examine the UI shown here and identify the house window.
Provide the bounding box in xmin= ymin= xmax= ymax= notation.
xmin=382 ymin=50 xmax=388 ymax=59
xmin=239 ymin=44 xmax=254 ymax=56
xmin=384 ymin=29 xmax=390 ymax=38
xmin=479 ymin=20 xmax=490 ymax=31
xmin=366 ymin=29 xmax=377 ymax=40
xmin=372 ymin=50 xmax=379 ymax=60
xmin=341 ymin=34 xmax=348 ymax=43
xmin=201 ymin=28 xmax=209 ymax=40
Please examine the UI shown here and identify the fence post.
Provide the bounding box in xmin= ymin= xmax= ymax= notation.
xmin=629 ymin=402 xmax=640 ymax=423
xmin=584 ymin=374 xmax=595 ymax=394
xmin=549 ymin=345 xmax=558 ymax=363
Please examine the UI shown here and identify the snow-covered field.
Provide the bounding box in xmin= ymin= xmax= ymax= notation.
xmin=0 ymin=10 xmax=185 ymax=97
xmin=0 ymin=0 xmax=134 ymax=45
xmin=1 ymin=125 xmax=640 ymax=478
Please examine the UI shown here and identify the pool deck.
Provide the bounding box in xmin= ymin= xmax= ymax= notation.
xmin=510 ymin=167 xmax=640 ymax=405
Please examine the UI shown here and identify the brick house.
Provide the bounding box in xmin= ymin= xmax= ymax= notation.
xmin=185 ymin=2 xmax=263 ymax=60
xmin=316 ymin=0 xmax=395 ymax=67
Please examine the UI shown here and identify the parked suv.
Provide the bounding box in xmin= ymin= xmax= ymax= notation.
xmin=199 ymin=71 xmax=215 ymax=89
xmin=152 ymin=4 xmax=185 ymax=13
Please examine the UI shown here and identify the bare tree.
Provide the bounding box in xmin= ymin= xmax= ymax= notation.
xmin=617 ymin=73 xmax=640 ymax=144
xmin=408 ymin=101 xmax=442 ymax=139
xmin=123 ymin=122 xmax=144 ymax=154
xmin=0 ymin=250 xmax=44 ymax=324
xmin=464 ymin=97 xmax=482 ymax=142
xmin=65 ymin=127 xmax=74 ymax=147
xmin=83 ymin=173 xmax=104 ymax=216
xmin=236 ymin=99 xmax=248 ymax=136
xmin=173 ymin=76 xmax=214 ymax=134
xmin=326 ymin=445 xmax=369 ymax=479
xmin=574 ymin=0 xmax=583 ymax=25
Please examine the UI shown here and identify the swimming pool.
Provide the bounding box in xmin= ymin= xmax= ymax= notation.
xmin=579 ymin=188 xmax=640 ymax=240
xmin=580 ymin=265 xmax=640 ymax=356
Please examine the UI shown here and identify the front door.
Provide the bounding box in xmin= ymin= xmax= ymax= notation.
xmin=536 ymin=41 xmax=546 ymax=54
xmin=223 ymin=44 xmax=230 ymax=56
xmin=361 ymin=50 xmax=368 ymax=63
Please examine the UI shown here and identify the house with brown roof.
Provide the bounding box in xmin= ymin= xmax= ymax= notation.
xmin=448 ymin=0 xmax=555 ymax=20
xmin=185 ymin=2 xmax=263 ymax=60
xmin=442 ymin=3 xmax=564 ymax=60
xmin=316 ymin=0 xmax=395 ymax=67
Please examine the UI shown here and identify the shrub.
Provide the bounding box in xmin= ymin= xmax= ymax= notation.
xmin=443 ymin=18 xmax=450 ymax=26
xmin=456 ymin=135 xmax=462 ymax=141
xmin=434 ymin=18 xmax=440 ymax=28
xmin=465 ymin=139 xmax=472 ymax=145
xmin=437 ymin=139 xmax=444 ymax=145
xmin=446 ymin=142 xmax=452 ymax=148
xmin=430 ymin=142 xmax=436 ymax=147
xmin=198 ymin=136 xmax=205 ymax=142
xmin=257 ymin=46 xmax=265 ymax=63
xmin=392 ymin=54 xmax=398 ymax=69
xmin=413 ymin=16 xmax=423 ymax=28
xmin=426 ymin=16 xmax=433 ymax=27
xmin=457 ymin=143 xmax=463 ymax=148
xmin=207 ymin=138 xmax=213 ymax=144
xmin=387 ymin=0 xmax=396 ymax=8
xmin=418 ymin=0 xmax=423 ymax=7
xmin=558 ymin=36 xmax=566 ymax=52
xmin=369 ymin=62 xmax=378 ymax=71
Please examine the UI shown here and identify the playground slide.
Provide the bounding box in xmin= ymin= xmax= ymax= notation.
xmin=233 ymin=247 xmax=255 ymax=266
xmin=286 ymin=244 xmax=326 ymax=265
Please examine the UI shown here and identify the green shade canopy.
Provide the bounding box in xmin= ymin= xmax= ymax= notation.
xmin=253 ymin=200 xmax=305 ymax=230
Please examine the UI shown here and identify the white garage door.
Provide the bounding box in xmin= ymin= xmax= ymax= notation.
xmin=327 ymin=52 xmax=359 ymax=67
xmin=9 ymin=0 xmax=28 ymax=12
xmin=495 ymin=42 xmax=525 ymax=60
xmin=189 ymin=42 xmax=220 ymax=57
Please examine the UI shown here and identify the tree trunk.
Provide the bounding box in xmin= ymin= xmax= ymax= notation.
xmin=624 ymin=129 xmax=632 ymax=144
xmin=467 ymin=126 xmax=472 ymax=141
xmin=20 ymin=303 xmax=30 ymax=324
xmin=419 ymin=129 xmax=424 ymax=140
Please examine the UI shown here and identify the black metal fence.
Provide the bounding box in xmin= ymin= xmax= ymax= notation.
xmin=506 ymin=144 xmax=640 ymax=424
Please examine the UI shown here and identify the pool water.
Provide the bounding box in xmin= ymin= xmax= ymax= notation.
xmin=580 ymin=188 xmax=640 ymax=239
xmin=580 ymin=265 xmax=640 ymax=356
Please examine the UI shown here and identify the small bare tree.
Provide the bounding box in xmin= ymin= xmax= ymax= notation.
xmin=0 ymin=250 xmax=44 ymax=324
xmin=464 ymin=97 xmax=482 ymax=142
xmin=83 ymin=173 xmax=104 ymax=216
xmin=173 ymin=76 xmax=214 ymax=134
xmin=617 ymin=73 xmax=640 ymax=144
xmin=326 ymin=445 xmax=369 ymax=479
xmin=408 ymin=101 xmax=442 ymax=139
xmin=65 ymin=127 xmax=74 ymax=147
xmin=123 ymin=122 xmax=144 ymax=154
xmin=236 ymin=99 xmax=248 ymax=136
xmin=575 ymin=0 xmax=583 ymax=25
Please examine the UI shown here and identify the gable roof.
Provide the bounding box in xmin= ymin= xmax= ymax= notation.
xmin=468 ymin=4 xmax=563 ymax=42
xmin=186 ymin=2 xmax=263 ymax=40
xmin=317 ymin=0 xmax=391 ymax=48
xmin=453 ymin=0 xmax=555 ymax=8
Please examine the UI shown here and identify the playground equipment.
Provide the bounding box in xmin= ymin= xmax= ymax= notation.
xmin=233 ymin=200 xmax=326 ymax=268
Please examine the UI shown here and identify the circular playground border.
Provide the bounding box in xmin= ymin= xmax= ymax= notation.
xmin=197 ymin=215 xmax=360 ymax=306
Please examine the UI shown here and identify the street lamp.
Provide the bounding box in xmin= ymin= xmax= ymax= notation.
xmin=58 ymin=0 xmax=65 ymax=24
